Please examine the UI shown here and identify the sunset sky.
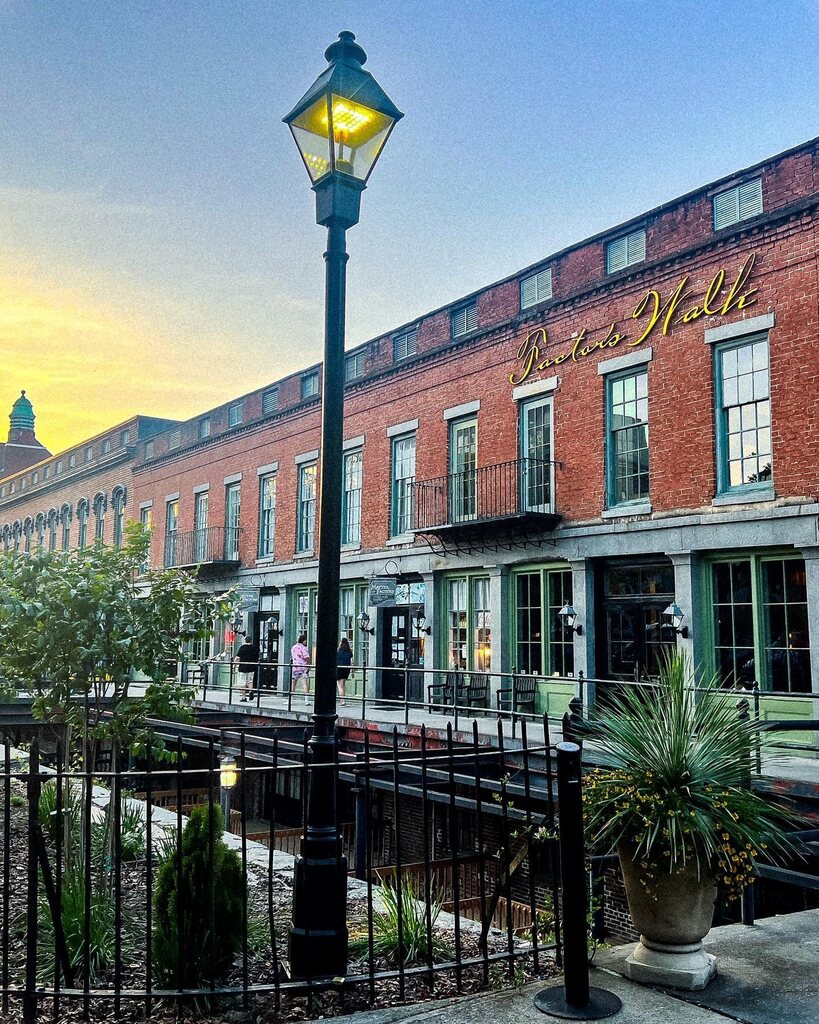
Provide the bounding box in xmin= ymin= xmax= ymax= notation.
xmin=1 ymin=0 xmax=816 ymax=455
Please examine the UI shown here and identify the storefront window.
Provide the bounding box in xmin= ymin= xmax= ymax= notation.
xmin=448 ymin=578 xmax=468 ymax=670
xmin=472 ymin=577 xmax=491 ymax=672
xmin=514 ymin=568 xmax=574 ymax=676
xmin=339 ymin=583 xmax=370 ymax=666
xmin=602 ymin=561 xmax=675 ymax=680
xmin=711 ymin=556 xmax=810 ymax=692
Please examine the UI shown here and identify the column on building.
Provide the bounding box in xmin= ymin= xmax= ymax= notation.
xmin=421 ymin=571 xmax=437 ymax=702
xmin=668 ymin=551 xmax=701 ymax=672
xmin=569 ymin=558 xmax=596 ymax=710
xmin=800 ymin=547 xmax=819 ymax=717
xmin=487 ymin=564 xmax=509 ymax=706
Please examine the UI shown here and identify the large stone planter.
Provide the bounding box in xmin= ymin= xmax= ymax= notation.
xmin=618 ymin=846 xmax=717 ymax=990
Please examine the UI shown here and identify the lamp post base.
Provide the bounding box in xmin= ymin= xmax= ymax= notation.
xmin=534 ymin=984 xmax=622 ymax=1020
xmin=288 ymin=848 xmax=349 ymax=979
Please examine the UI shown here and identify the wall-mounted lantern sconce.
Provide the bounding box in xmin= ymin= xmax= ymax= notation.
xmin=663 ymin=602 xmax=689 ymax=638
xmin=558 ymin=604 xmax=583 ymax=636
xmin=358 ymin=611 xmax=375 ymax=636
xmin=220 ymin=756 xmax=238 ymax=791
xmin=413 ymin=608 xmax=432 ymax=636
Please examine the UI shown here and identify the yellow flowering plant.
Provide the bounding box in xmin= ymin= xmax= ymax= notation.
xmin=582 ymin=653 xmax=800 ymax=900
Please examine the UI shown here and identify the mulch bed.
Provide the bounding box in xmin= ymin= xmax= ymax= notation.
xmin=1 ymin=782 xmax=557 ymax=1023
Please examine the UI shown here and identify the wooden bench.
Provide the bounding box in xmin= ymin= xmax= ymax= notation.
xmin=496 ymin=673 xmax=537 ymax=714
xmin=428 ymin=672 xmax=457 ymax=711
xmin=457 ymin=673 xmax=489 ymax=711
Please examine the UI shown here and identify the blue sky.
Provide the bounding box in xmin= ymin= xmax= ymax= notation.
xmin=0 ymin=0 xmax=816 ymax=451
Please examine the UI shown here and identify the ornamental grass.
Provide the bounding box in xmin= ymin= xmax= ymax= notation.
xmin=583 ymin=652 xmax=800 ymax=899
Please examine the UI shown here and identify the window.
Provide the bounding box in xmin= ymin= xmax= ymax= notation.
xmin=445 ymin=575 xmax=492 ymax=673
xmin=606 ymin=229 xmax=646 ymax=274
xmin=390 ymin=434 xmax=416 ymax=536
xmin=101 ymin=439 xmax=111 ymax=455
xmin=262 ymin=388 xmax=279 ymax=415
xmin=711 ymin=556 xmax=810 ymax=692
xmin=296 ymin=463 xmax=317 ymax=551
xmin=258 ymin=474 xmax=277 ymax=557
xmin=225 ymin=483 xmax=241 ymax=560
xmin=164 ymin=500 xmax=179 ymax=566
xmin=294 ymin=586 xmax=318 ymax=654
xmin=35 ymin=515 xmax=45 ymax=548
xmin=112 ymin=489 xmax=125 ymax=549
xmin=56 ymin=462 xmax=63 ymax=475
xmin=198 ymin=417 xmax=211 ymax=439
xmin=120 ymin=429 xmax=130 ymax=447
xmin=69 ymin=454 xmax=76 ymax=468
xmin=713 ymin=178 xmax=763 ymax=230
xmin=47 ymin=511 xmax=58 ymax=551
xmin=0 ymin=486 xmax=4 ymax=498
xmin=514 ymin=568 xmax=575 ymax=677
xmin=44 ymin=466 xmax=50 ymax=480
xmin=93 ymin=495 xmax=106 ymax=542
xmin=342 ymin=450 xmax=363 ymax=546
xmin=19 ymin=478 xmax=25 ymax=491
xmin=144 ymin=441 xmax=154 ymax=461
xmin=451 ymin=300 xmax=478 ymax=338
xmin=32 ymin=472 xmax=38 ymax=484
xmin=339 ymin=583 xmax=370 ymax=667
xmin=520 ymin=396 xmax=553 ymax=512
xmin=84 ymin=446 xmax=93 ymax=462
xmin=301 ymin=371 xmax=319 ymax=400
xmin=194 ymin=491 xmax=209 ymax=561
xmin=60 ymin=507 xmax=71 ymax=551
xmin=716 ymin=334 xmax=771 ymax=492
xmin=168 ymin=429 xmax=181 ymax=450
xmin=345 ymin=351 xmax=365 ymax=382
xmin=393 ymin=327 xmax=418 ymax=362
xmin=607 ymin=369 xmax=649 ymax=506
xmin=520 ymin=267 xmax=552 ymax=309
xmin=139 ymin=506 xmax=152 ymax=568
xmin=228 ymin=401 xmax=243 ymax=427
xmin=77 ymin=500 xmax=89 ymax=550
xmin=449 ymin=417 xmax=478 ymax=522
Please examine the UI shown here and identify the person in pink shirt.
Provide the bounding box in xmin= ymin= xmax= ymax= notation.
xmin=291 ymin=633 xmax=311 ymax=705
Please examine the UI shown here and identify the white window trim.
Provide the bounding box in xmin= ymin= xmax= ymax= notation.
xmin=164 ymin=491 xmax=180 ymax=503
xmin=192 ymin=483 xmax=210 ymax=494
xmin=512 ymin=376 xmax=560 ymax=402
xmin=343 ymin=435 xmax=365 ymax=451
xmin=444 ymin=400 xmax=480 ymax=421
xmin=386 ymin=419 xmax=418 ymax=438
xmin=597 ymin=347 xmax=654 ymax=376
xmin=257 ymin=461 xmax=279 ymax=476
xmin=139 ymin=500 xmax=153 ymax=511
xmin=295 ymin=449 xmax=319 ymax=465
xmin=223 ymin=472 xmax=242 ymax=485
xmin=704 ymin=312 xmax=775 ymax=345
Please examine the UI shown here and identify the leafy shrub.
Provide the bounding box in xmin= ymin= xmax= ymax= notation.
xmin=350 ymin=875 xmax=453 ymax=966
xmin=36 ymin=868 xmax=117 ymax=984
xmin=38 ymin=779 xmax=82 ymax=843
xmin=91 ymin=797 xmax=146 ymax=866
xmin=152 ymin=804 xmax=244 ymax=987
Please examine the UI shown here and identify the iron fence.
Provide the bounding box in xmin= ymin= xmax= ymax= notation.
xmin=0 ymin=717 xmax=576 ymax=1022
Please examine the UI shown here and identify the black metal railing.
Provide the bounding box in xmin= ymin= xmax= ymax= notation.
xmin=0 ymin=719 xmax=585 ymax=1021
xmin=411 ymin=458 xmax=556 ymax=531
xmin=164 ymin=525 xmax=241 ymax=567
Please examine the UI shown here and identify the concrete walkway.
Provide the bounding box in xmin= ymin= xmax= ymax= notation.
xmin=344 ymin=910 xmax=819 ymax=1024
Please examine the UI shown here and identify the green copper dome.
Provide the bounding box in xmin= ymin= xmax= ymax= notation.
xmin=10 ymin=390 xmax=35 ymax=430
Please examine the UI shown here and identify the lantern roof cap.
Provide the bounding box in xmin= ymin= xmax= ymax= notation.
xmin=283 ymin=31 xmax=403 ymax=126
xmin=10 ymin=390 xmax=35 ymax=430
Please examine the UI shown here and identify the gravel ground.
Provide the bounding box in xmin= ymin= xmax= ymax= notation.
xmin=1 ymin=783 xmax=558 ymax=1023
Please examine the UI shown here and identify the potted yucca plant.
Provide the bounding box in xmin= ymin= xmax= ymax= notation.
xmin=584 ymin=652 xmax=797 ymax=990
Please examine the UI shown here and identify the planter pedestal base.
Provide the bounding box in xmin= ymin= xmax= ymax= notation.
xmin=625 ymin=937 xmax=716 ymax=991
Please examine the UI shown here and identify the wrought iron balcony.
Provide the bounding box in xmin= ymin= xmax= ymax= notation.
xmin=411 ymin=458 xmax=559 ymax=548
xmin=164 ymin=526 xmax=242 ymax=570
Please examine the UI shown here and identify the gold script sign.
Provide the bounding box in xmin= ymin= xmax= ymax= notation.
xmin=509 ymin=254 xmax=759 ymax=386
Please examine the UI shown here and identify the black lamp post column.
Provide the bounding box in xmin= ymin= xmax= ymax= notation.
xmin=283 ymin=30 xmax=402 ymax=981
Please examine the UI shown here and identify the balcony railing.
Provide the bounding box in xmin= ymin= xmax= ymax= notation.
xmin=164 ymin=525 xmax=242 ymax=568
xmin=411 ymin=457 xmax=558 ymax=532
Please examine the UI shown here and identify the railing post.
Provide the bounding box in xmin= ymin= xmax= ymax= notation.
xmin=534 ymin=742 xmax=621 ymax=1020
xmin=354 ymin=782 xmax=368 ymax=881
xmin=24 ymin=739 xmax=40 ymax=1024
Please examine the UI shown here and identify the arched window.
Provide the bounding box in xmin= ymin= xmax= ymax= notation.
xmin=59 ymin=504 xmax=72 ymax=551
xmin=76 ymin=499 xmax=89 ymax=549
xmin=47 ymin=509 xmax=58 ymax=551
xmin=93 ymin=493 xmax=107 ymax=544
xmin=11 ymin=521 xmax=21 ymax=552
xmin=111 ymin=486 xmax=127 ymax=549
xmin=34 ymin=512 xmax=45 ymax=549
xmin=23 ymin=517 xmax=33 ymax=553
xmin=1 ymin=525 xmax=10 ymax=552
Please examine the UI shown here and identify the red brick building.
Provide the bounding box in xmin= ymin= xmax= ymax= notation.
xmin=5 ymin=137 xmax=819 ymax=714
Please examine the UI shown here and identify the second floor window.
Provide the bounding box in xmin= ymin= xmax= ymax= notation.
xmin=391 ymin=434 xmax=416 ymax=536
xmin=342 ymin=450 xmax=363 ymax=546
xmin=449 ymin=417 xmax=478 ymax=522
xmin=716 ymin=334 xmax=771 ymax=493
xmin=297 ymin=463 xmax=317 ymax=551
xmin=194 ymin=491 xmax=209 ymax=561
xmin=77 ymin=501 xmax=89 ymax=549
xmin=607 ymin=369 xmax=649 ymax=506
xmin=520 ymin=396 xmax=553 ymax=513
xmin=258 ymin=474 xmax=277 ymax=557
xmin=165 ymin=500 xmax=179 ymax=565
xmin=225 ymin=483 xmax=241 ymax=560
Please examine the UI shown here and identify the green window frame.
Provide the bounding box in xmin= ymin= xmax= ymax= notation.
xmin=606 ymin=368 xmax=649 ymax=507
xmin=449 ymin=416 xmax=478 ymax=523
xmin=296 ymin=463 xmax=317 ymax=551
xmin=390 ymin=433 xmax=416 ymax=537
xmin=511 ymin=566 xmax=574 ymax=676
xmin=339 ymin=583 xmax=370 ymax=666
xmin=441 ymin=573 xmax=492 ymax=673
xmin=258 ymin=473 xmax=277 ymax=557
xmin=714 ymin=333 xmax=772 ymax=495
xmin=341 ymin=449 xmax=363 ymax=547
xmin=706 ymin=553 xmax=810 ymax=693
xmin=519 ymin=395 xmax=553 ymax=513
xmin=224 ymin=483 xmax=241 ymax=560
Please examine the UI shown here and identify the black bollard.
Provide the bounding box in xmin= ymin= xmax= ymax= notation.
xmin=534 ymin=742 xmax=622 ymax=1020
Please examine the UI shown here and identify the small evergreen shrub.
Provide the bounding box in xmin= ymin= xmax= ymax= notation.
xmin=152 ymin=804 xmax=244 ymax=987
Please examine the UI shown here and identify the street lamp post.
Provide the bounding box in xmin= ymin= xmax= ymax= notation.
xmin=283 ymin=31 xmax=402 ymax=979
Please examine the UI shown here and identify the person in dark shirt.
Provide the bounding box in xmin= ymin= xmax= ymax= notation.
xmin=235 ymin=634 xmax=259 ymax=702
xmin=336 ymin=637 xmax=353 ymax=705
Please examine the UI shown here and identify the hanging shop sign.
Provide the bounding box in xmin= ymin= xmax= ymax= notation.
xmin=368 ymin=577 xmax=398 ymax=606
xmin=509 ymin=253 xmax=759 ymax=386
